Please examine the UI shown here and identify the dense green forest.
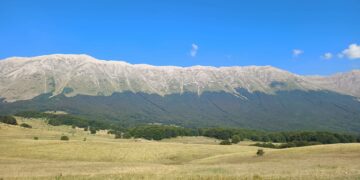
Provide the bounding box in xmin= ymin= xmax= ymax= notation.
xmin=125 ymin=125 xmax=199 ymax=140
xmin=200 ymin=128 xmax=360 ymax=144
xmin=14 ymin=111 xmax=124 ymax=131
xmin=10 ymin=111 xmax=360 ymax=147
xmin=2 ymin=89 xmax=360 ymax=133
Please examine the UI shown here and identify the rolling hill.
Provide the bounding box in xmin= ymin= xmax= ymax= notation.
xmin=0 ymin=118 xmax=359 ymax=179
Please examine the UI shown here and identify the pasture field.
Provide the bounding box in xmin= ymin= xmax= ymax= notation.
xmin=0 ymin=117 xmax=360 ymax=179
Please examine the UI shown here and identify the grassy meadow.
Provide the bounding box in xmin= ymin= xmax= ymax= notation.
xmin=0 ymin=117 xmax=360 ymax=179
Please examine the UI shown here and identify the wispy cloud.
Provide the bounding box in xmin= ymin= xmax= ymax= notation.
xmin=292 ymin=49 xmax=304 ymax=57
xmin=339 ymin=43 xmax=360 ymax=59
xmin=190 ymin=43 xmax=198 ymax=57
xmin=321 ymin=52 xmax=333 ymax=60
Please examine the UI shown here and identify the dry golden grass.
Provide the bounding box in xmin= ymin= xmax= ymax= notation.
xmin=1 ymin=118 xmax=360 ymax=179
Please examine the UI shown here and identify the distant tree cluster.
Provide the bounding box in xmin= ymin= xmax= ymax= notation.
xmin=252 ymin=141 xmax=322 ymax=149
xmin=201 ymin=128 xmax=251 ymax=141
xmin=218 ymin=135 xmax=242 ymax=145
xmin=15 ymin=111 xmax=48 ymax=119
xmin=219 ymin=140 xmax=232 ymax=145
xmin=15 ymin=111 xmax=119 ymax=133
xmin=231 ymin=135 xmax=241 ymax=144
xmin=202 ymin=128 xmax=360 ymax=147
xmin=0 ymin=115 xmax=17 ymax=125
xmin=20 ymin=123 xmax=32 ymax=128
xmin=127 ymin=125 xmax=199 ymax=140
xmin=12 ymin=111 xmax=360 ymax=148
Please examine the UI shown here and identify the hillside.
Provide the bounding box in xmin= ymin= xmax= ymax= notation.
xmin=0 ymin=118 xmax=359 ymax=179
xmin=1 ymin=54 xmax=360 ymax=132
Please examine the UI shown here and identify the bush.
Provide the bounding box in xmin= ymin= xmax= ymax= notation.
xmin=20 ymin=123 xmax=32 ymax=128
xmin=123 ymin=132 xmax=132 ymax=139
xmin=219 ymin=140 xmax=232 ymax=145
xmin=253 ymin=142 xmax=277 ymax=148
xmin=231 ymin=135 xmax=241 ymax=144
xmin=115 ymin=132 xmax=122 ymax=139
xmin=33 ymin=137 xmax=39 ymax=140
xmin=0 ymin=116 xmax=17 ymax=125
xmin=60 ymin=136 xmax=69 ymax=141
xmin=256 ymin=149 xmax=265 ymax=156
xmin=107 ymin=130 xmax=116 ymax=134
xmin=90 ymin=127 xmax=96 ymax=134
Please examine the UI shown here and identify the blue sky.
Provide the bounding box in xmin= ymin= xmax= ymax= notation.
xmin=0 ymin=0 xmax=360 ymax=75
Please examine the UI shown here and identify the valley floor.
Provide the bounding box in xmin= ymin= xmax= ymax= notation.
xmin=0 ymin=118 xmax=360 ymax=179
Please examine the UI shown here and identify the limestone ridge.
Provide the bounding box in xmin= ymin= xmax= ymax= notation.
xmin=0 ymin=54 xmax=359 ymax=102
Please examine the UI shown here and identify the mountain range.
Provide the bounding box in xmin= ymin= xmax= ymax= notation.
xmin=1 ymin=54 xmax=360 ymax=132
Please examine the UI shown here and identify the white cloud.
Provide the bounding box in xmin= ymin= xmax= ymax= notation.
xmin=321 ymin=52 xmax=333 ymax=60
xmin=190 ymin=43 xmax=198 ymax=57
xmin=340 ymin=43 xmax=360 ymax=59
xmin=292 ymin=49 xmax=303 ymax=57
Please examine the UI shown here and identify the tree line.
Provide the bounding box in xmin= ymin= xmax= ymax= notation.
xmin=12 ymin=111 xmax=360 ymax=147
xmin=124 ymin=124 xmax=199 ymax=140
xmin=15 ymin=111 xmax=122 ymax=131
xmin=200 ymin=128 xmax=360 ymax=144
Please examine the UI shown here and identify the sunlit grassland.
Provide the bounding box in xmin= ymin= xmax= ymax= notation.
xmin=0 ymin=118 xmax=360 ymax=179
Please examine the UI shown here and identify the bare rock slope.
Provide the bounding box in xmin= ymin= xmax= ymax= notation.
xmin=1 ymin=54 xmax=358 ymax=102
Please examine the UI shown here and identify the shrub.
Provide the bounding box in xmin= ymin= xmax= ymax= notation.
xmin=90 ymin=127 xmax=96 ymax=134
xmin=83 ymin=138 xmax=86 ymax=141
xmin=20 ymin=123 xmax=32 ymax=128
xmin=60 ymin=136 xmax=69 ymax=141
xmin=231 ymin=135 xmax=241 ymax=144
xmin=33 ymin=137 xmax=39 ymax=140
xmin=279 ymin=142 xmax=296 ymax=148
xmin=219 ymin=140 xmax=232 ymax=145
xmin=123 ymin=132 xmax=132 ymax=139
xmin=0 ymin=116 xmax=17 ymax=125
xmin=115 ymin=132 xmax=122 ymax=139
xmin=108 ymin=130 xmax=116 ymax=134
xmin=253 ymin=142 xmax=277 ymax=148
xmin=256 ymin=149 xmax=265 ymax=156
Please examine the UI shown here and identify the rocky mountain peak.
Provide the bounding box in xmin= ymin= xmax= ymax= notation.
xmin=0 ymin=54 xmax=359 ymax=102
